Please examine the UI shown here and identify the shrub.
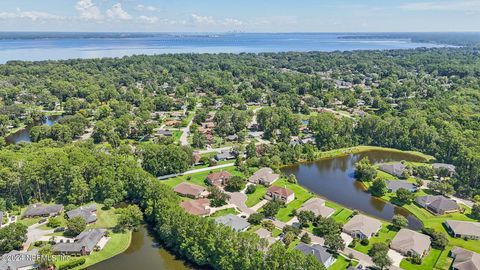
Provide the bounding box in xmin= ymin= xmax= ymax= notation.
xmin=57 ymin=258 xmax=86 ymax=270
xmin=360 ymin=238 xmax=370 ymax=246
xmin=103 ymin=198 xmax=115 ymax=210
xmin=246 ymin=184 xmax=257 ymax=194
xmin=247 ymin=213 xmax=264 ymax=225
xmin=47 ymin=217 xmax=62 ymax=228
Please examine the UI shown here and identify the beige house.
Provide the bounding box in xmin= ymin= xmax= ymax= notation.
xmin=248 ymin=168 xmax=280 ymax=186
xmin=390 ymin=229 xmax=431 ymax=257
xmin=445 ymin=220 xmax=480 ymax=240
xmin=180 ymin=199 xmax=211 ymax=216
xmin=265 ymin=186 xmax=295 ymax=203
xmin=297 ymin=197 xmax=335 ymax=218
xmin=206 ymin=171 xmax=232 ymax=187
xmin=174 ymin=182 xmax=208 ymax=199
xmin=342 ymin=214 xmax=382 ymax=239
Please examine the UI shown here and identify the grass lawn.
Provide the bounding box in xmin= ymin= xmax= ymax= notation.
xmin=314 ymin=146 xmax=434 ymax=162
xmin=400 ymin=248 xmax=444 ymax=270
xmin=273 ymin=178 xmax=314 ymax=222
xmin=245 ymin=185 xmax=268 ymax=207
xmin=162 ymin=166 xmax=244 ymax=188
xmin=208 ymin=208 xmax=239 ymax=218
xmin=326 ymin=201 xmax=354 ymax=224
xmin=353 ymin=224 xmax=398 ymax=254
xmin=272 ymin=228 xmax=282 ymax=237
xmin=329 ymin=255 xmax=355 ymax=270
xmin=172 ymin=130 xmax=183 ymax=141
xmin=56 ymin=231 xmax=132 ymax=270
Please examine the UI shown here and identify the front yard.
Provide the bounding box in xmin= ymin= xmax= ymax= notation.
xmin=272 ymin=178 xmax=314 ymax=222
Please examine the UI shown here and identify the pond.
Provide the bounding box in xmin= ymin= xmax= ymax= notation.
xmin=281 ymin=150 xmax=425 ymax=230
xmin=87 ymin=226 xmax=196 ymax=270
xmin=5 ymin=115 xmax=62 ymax=144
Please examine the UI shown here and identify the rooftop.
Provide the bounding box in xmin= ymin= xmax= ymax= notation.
xmin=298 ymin=197 xmax=335 ymax=218
xmin=446 ymin=220 xmax=480 ymax=238
xmin=66 ymin=204 xmax=97 ymax=224
xmin=295 ymin=243 xmax=333 ymax=265
xmin=180 ymin=198 xmax=211 ymax=216
xmin=215 ymin=214 xmax=250 ymax=232
xmin=343 ymin=214 xmax=382 ymax=237
xmin=267 ymin=186 xmax=294 ymax=197
xmin=174 ymin=182 xmax=206 ymax=197
xmin=390 ymin=229 xmax=431 ymax=256
xmin=451 ymin=247 xmax=480 ymax=270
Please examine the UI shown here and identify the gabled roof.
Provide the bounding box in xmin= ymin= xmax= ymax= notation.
xmin=343 ymin=214 xmax=382 ymax=237
xmin=298 ymin=198 xmax=335 ymax=218
xmin=53 ymin=229 xmax=106 ymax=254
xmin=180 ymin=198 xmax=210 ymax=216
xmin=248 ymin=167 xmax=280 ymax=185
xmin=23 ymin=203 xmax=63 ymax=217
xmin=66 ymin=204 xmax=97 ymax=224
xmin=451 ymin=247 xmax=480 ymax=270
xmin=386 ymin=180 xmax=416 ymax=192
xmin=415 ymin=195 xmax=459 ymax=213
xmin=295 ymin=243 xmax=333 ymax=265
xmin=379 ymin=162 xmax=407 ymax=177
xmin=207 ymin=171 xmax=232 ymax=182
xmin=432 ymin=163 xmax=456 ymax=173
xmin=446 ymin=220 xmax=480 ymax=238
xmin=267 ymin=186 xmax=294 ymax=197
xmin=0 ymin=249 xmax=39 ymax=270
xmin=174 ymin=182 xmax=206 ymax=197
xmin=215 ymin=214 xmax=250 ymax=232
xmin=390 ymin=229 xmax=431 ymax=255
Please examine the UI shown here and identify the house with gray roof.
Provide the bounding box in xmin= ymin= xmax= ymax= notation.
xmin=255 ymin=228 xmax=276 ymax=246
xmin=248 ymin=168 xmax=280 ymax=186
xmin=23 ymin=203 xmax=63 ymax=218
xmin=53 ymin=228 xmax=106 ymax=256
xmin=390 ymin=229 xmax=431 ymax=257
xmin=385 ymin=180 xmax=417 ymax=193
xmin=215 ymin=150 xmax=236 ymax=161
xmin=415 ymin=195 xmax=460 ymax=215
xmin=0 ymin=249 xmax=39 ymax=270
xmin=379 ymin=162 xmax=408 ymax=178
xmin=432 ymin=163 xmax=456 ymax=177
xmin=451 ymin=247 xmax=480 ymax=270
xmin=445 ymin=220 xmax=480 ymax=240
xmin=66 ymin=204 xmax=97 ymax=224
xmin=295 ymin=243 xmax=336 ymax=268
xmin=298 ymin=198 xmax=335 ymax=218
xmin=343 ymin=214 xmax=382 ymax=240
xmin=215 ymin=214 xmax=250 ymax=232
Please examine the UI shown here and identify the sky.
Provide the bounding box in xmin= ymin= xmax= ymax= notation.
xmin=0 ymin=0 xmax=479 ymax=32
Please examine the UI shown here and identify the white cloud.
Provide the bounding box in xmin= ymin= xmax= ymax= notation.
xmin=400 ymin=0 xmax=480 ymax=11
xmin=106 ymin=3 xmax=132 ymax=20
xmin=75 ymin=0 xmax=103 ymax=20
xmin=0 ymin=9 xmax=65 ymax=21
xmin=222 ymin=18 xmax=244 ymax=27
xmin=191 ymin=13 xmax=215 ymax=24
xmin=135 ymin=4 xmax=157 ymax=12
xmin=138 ymin=15 xmax=158 ymax=24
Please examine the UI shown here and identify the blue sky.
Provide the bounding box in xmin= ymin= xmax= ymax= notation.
xmin=0 ymin=0 xmax=479 ymax=32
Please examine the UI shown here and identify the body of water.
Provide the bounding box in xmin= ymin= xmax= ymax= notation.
xmin=281 ymin=150 xmax=426 ymax=230
xmin=5 ymin=115 xmax=62 ymax=144
xmin=0 ymin=33 xmax=449 ymax=63
xmin=87 ymin=226 xmax=195 ymax=270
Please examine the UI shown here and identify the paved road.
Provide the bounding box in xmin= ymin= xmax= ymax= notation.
xmin=24 ymin=222 xmax=54 ymax=251
xmin=157 ymin=163 xmax=235 ymax=180
xmin=228 ymin=192 xmax=255 ymax=215
xmin=179 ymin=111 xmax=194 ymax=146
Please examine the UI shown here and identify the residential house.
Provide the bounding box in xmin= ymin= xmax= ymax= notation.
xmin=23 ymin=204 xmax=63 ymax=218
xmin=450 ymin=247 xmax=480 ymax=270
xmin=415 ymin=195 xmax=460 ymax=215
xmin=295 ymin=243 xmax=336 ymax=268
xmin=215 ymin=214 xmax=250 ymax=232
xmin=226 ymin=134 xmax=238 ymax=141
xmin=192 ymin=152 xmax=202 ymax=165
xmin=215 ymin=150 xmax=236 ymax=161
xmin=378 ymin=162 xmax=408 ymax=178
xmin=248 ymin=168 xmax=280 ymax=186
xmin=385 ymin=180 xmax=418 ymax=193
xmin=298 ymin=198 xmax=335 ymax=218
xmin=265 ymin=186 xmax=295 ymax=204
xmin=342 ymin=214 xmax=382 ymax=239
xmin=0 ymin=249 xmax=39 ymax=270
xmin=156 ymin=129 xmax=173 ymax=137
xmin=173 ymin=182 xmax=208 ymax=199
xmin=432 ymin=163 xmax=456 ymax=177
xmin=255 ymin=228 xmax=276 ymax=246
xmin=66 ymin=204 xmax=97 ymax=224
xmin=179 ymin=199 xmax=211 ymax=216
xmin=390 ymin=229 xmax=431 ymax=257
xmin=206 ymin=171 xmax=232 ymax=187
xmin=53 ymin=229 xmax=106 ymax=256
xmin=445 ymin=220 xmax=480 ymax=240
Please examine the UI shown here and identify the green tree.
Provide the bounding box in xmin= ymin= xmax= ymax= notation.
xmin=324 ymin=233 xmax=345 ymax=252
xmin=0 ymin=223 xmax=28 ymax=254
xmin=66 ymin=216 xmax=87 ymax=236
xmin=396 ymin=188 xmax=414 ymax=204
xmin=300 ymin=233 xmax=311 ymax=244
xmin=263 ymin=201 xmax=282 ymax=218
xmin=369 ymin=243 xmax=392 ymax=270
xmin=370 ymin=179 xmax=387 ymax=197
xmin=355 ymin=157 xmax=377 ymax=182
xmin=247 ymin=213 xmax=264 ymax=225
xmin=224 ymin=176 xmax=246 ymax=192
xmin=392 ymin=214 xmax=409 ymax=229
xmin=116 ymin=205 xmax=143 ymax=231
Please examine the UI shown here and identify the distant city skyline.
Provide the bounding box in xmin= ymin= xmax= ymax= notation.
xmin=0 ymin=0 xmax=479 ymax=32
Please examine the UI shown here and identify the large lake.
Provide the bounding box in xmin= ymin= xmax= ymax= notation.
xmin=0 ymin=33 xmax=448 ymax=63
xmin=281 ymin=150 xmax=426 ymax=230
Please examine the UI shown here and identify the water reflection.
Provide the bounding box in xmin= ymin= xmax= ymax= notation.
xmin=5 ymin=115 xmax=62 ymax=144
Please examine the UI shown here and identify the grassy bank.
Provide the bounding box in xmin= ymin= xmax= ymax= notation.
xmin=313 ymin=145 xmax=434 ymax=162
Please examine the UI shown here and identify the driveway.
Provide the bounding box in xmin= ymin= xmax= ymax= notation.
xmin=228 ymin=192 xmax=255 ymax=215
xmin=157 ymin=163 xmax=235 ymax=180
xmin=24 ymin=222 xmax=54 ymax=250
xmin=387 ymin=249 xmax=405 ymax=267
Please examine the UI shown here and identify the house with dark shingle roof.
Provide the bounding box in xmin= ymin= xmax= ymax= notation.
xmin=379 ymin=162 xmax=408 ymax=178
xmin=295 ymin=243 xmax=336 ymax=268
xmin=432 ymin=163 xmax=456 ymax=177
xmin=451 ymin=247 xmax=480 ymax=270
xmin=66 ymin=204 xmax=97 ymax=224
xmin=415 ymin=195 xmax=459 ymax=215
xmin=53 ymin=229 xmax=106 ymax=256
xmin=215 ymin=214 xmax=250 ymax=232
xmin=0 ymin=249 xmax=39 ymax=270
xmin=215 ymin=150 xmax=236 ymax=161
xmin=23 ymin=203 xmax=63 ymax=218
xmin=386 ymin=180 xmax=417 ymax=193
